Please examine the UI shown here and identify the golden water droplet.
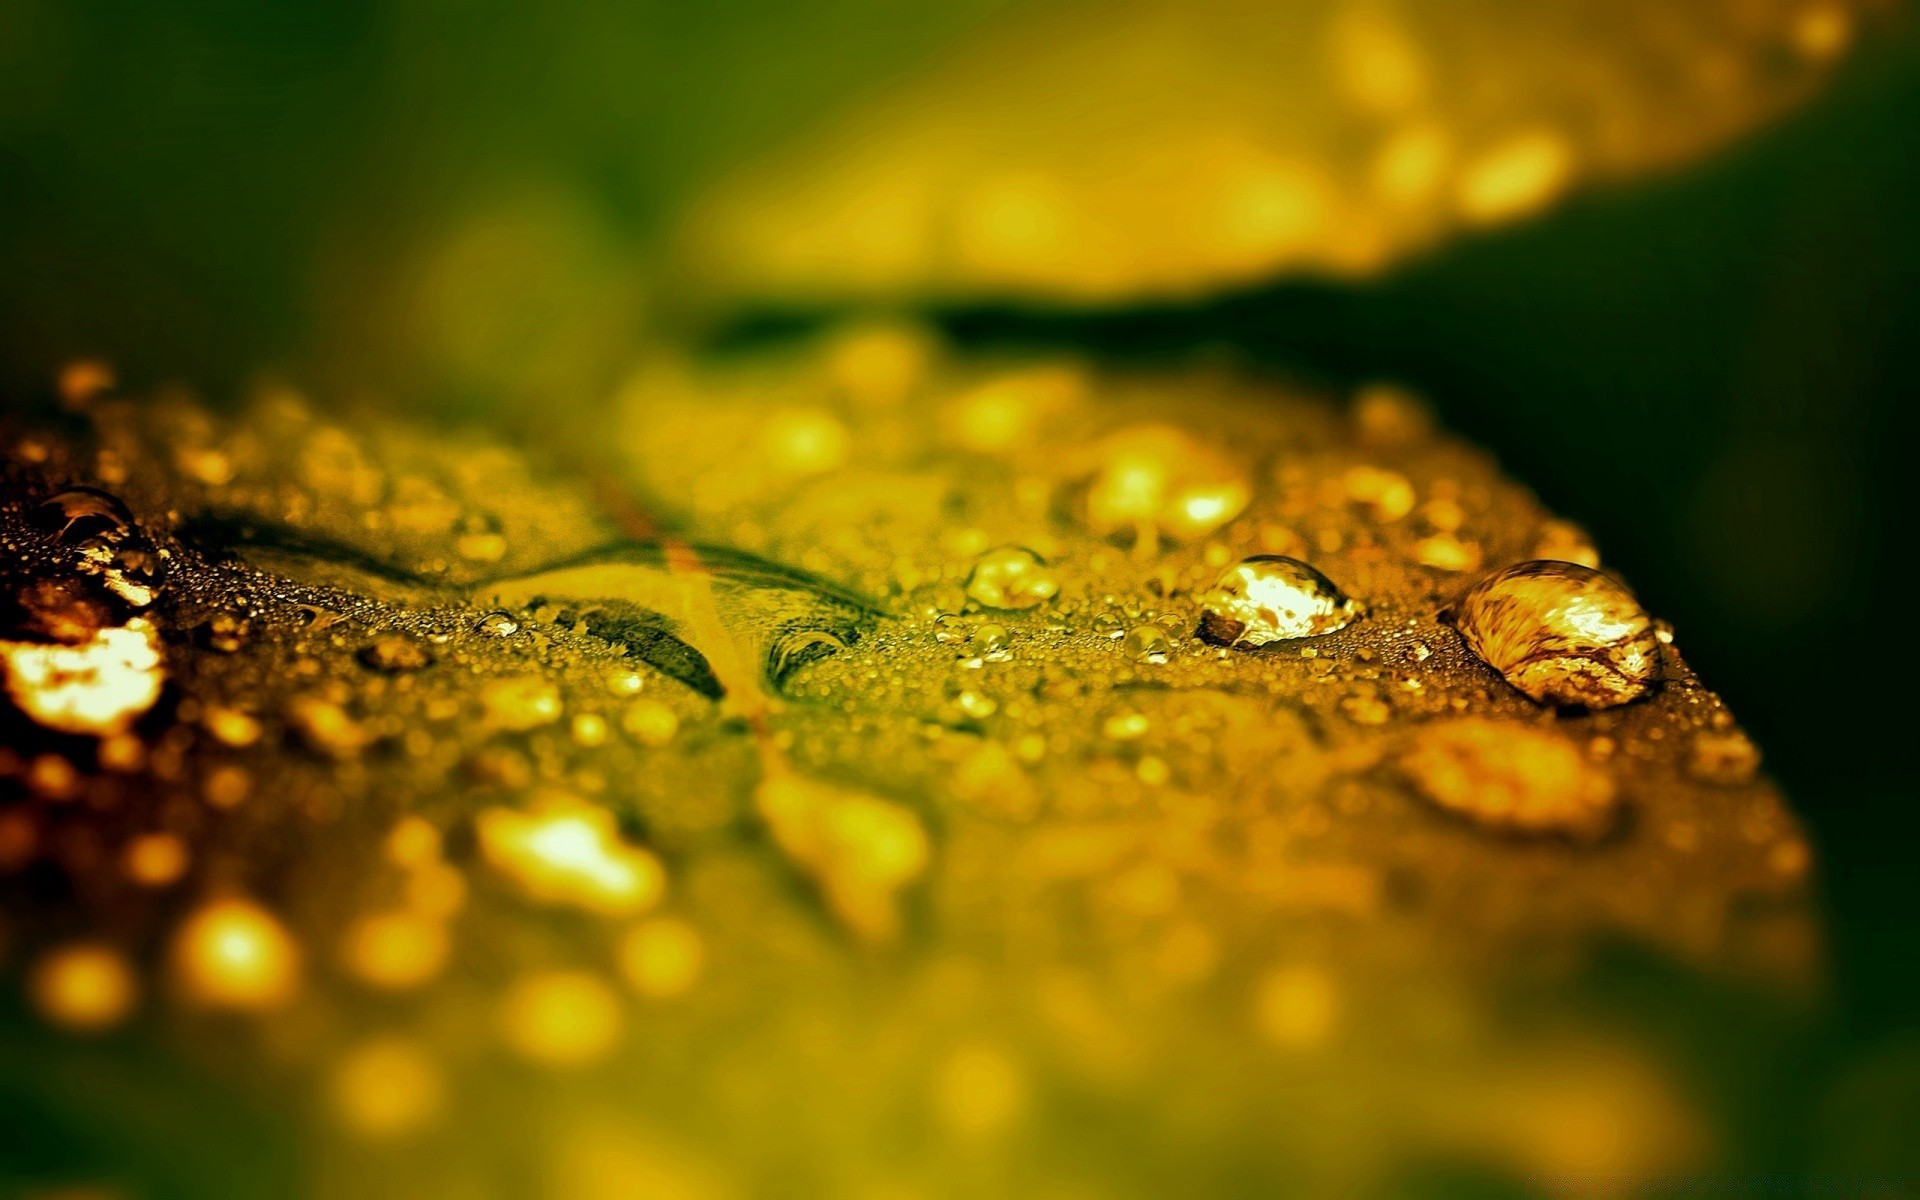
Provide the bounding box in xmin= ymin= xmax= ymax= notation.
xmin=964 ymin=546 xmax=1059 ymax=610
xmin=1123 ymin=624 xmax=1171 ymax=664
xmin=974 ymin=623 xmax=1013 ymax=662
xmin=30 ymin=943 xmax=138 ymax=1032
xmin=173 ymin=899 xmax=301 ymax=1010
xmin=476 ymin=610 xmax=521 ymax=637
xmin=1400 ymin=719 xmax=1617 ymax=838
xmin=1450 ymin=560 xmax=1661 ymax=710
xmin=1197 ymin=556 xmax=1361 ymax=647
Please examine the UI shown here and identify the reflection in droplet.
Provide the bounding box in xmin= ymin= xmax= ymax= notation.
xmin=1450 ymin=560 xmax=1661 ymax=709
xmin=964 ymin=546 xmax=1058 ymax=610
xmin=1197 ymin=557 xmax=1361 ymax=647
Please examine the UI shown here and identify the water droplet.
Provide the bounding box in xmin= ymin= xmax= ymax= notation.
xmin=1449 ymin=560 xmax=1661 ymax=710
xmin=34 ymin=487 xmax=134 ymax=545
xmin=931 ymin=613 xmax=968 ymax=644
xmin=1400 ymin=719 xmax=1616 ymax=839
xmin=964 ymin=546 xmax=1058 ymax=610
xmin=1124 ymin=624 xmax=1171 ymax=664
xmin=1196 ymin=556 xmax=1361 ymax=647
xmin=767 ymin=627 xmax=848 ymax=689
xmin=32 ymin=487 xmax=164 ymax=606
xmin=476 ymin=610 xmax=520 ymax=637
xmin=975 ymin=623 xmax=1013 ymax=662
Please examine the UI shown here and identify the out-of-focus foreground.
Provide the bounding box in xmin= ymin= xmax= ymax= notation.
xmin=3 ymin=2 xmax=1919 ymax=1197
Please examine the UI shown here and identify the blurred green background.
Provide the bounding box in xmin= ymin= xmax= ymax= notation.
xmin=3 ymin=0 xmax=1918 ymax=1190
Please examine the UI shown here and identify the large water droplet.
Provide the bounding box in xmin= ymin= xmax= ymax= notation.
xmin=33 ymin=487 xmax=135 ymax=545
xmin=32 ymin=487 xmax=163 ymax=607
xmin=1124 ymin=624 xmax=1171 ymax=663
xmin=476 ymin=611 xmax=521 ymax=637
xmin=1448 ymin=560 xmax=1660 ymax=709
xmin=1196 ymin=556 xmax=1361 ymax=647
xmin=964 ymin=546 xmax=1058 ymax=610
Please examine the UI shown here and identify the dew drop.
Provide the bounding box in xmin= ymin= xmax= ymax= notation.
xmin=34 ymin=487 xmax=135 ymax=545
xmin=975 ymin=623 xmax=1013 ymax=662
xmin=964 ymin=546 xmax=1058 ymax=611
xmin=1448 ymin=560 xmax=1660 ymax=709
xmin=476 ymin=610 xmax=521 ymax=637
xmin=1196 ymin=556 xmax=1361 ymax=647
xmin=1124 ymin=624 xmax=1171 ymax=664
xmin=32 ymin=487 xmax=164 ymax=606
